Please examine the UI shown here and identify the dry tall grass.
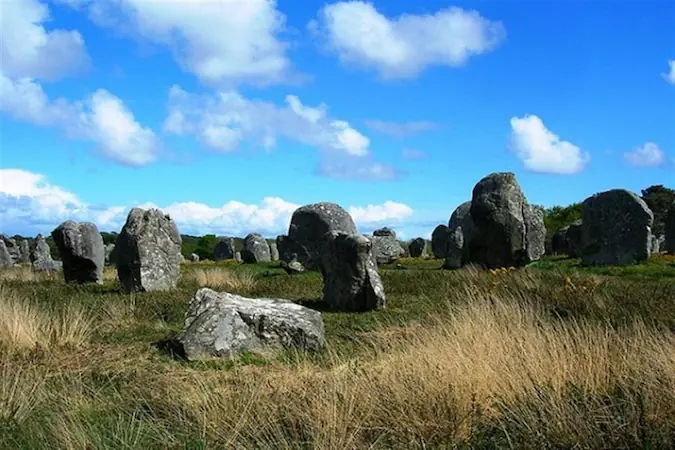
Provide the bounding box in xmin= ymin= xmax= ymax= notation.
xmin=188 ymin=267 xmax=258 ymax=292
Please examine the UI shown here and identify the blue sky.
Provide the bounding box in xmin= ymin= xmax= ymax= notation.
xmin=1 ymin=0 xmax=673 ymax=239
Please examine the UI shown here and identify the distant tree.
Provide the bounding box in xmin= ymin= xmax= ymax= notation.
xmin=100 ymin=231 xmax=119 ymax=245
xmin=194 ymin=234 xmax=219 ymax=261
xmin=641 ymin=185 xmax=675 ymax=236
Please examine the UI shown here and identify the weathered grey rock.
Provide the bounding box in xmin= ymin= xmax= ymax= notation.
xmin=178 ymin=288 xmax=325 ymax=361
xmin=241 ymin=233 xmax=271 ymax=263
xmin=408 ymin=238 xmax=425 ymax=258
xmin=51 ymin=221 xmax=104 ymax=284
xmin=276 ymin=235 xmax=291 ymax=261
xmin=31 ymin=234 xmax=61 ymax=271
xmin=284 ymin=202 xmax=358 ymax=270
xmin=320 ymin=231 xmax=385 ymax=312
xmin=468 ymin=172 xmax=544 ymax=268
xmin=0 ymin=235 xmax=20 ymax=265
xmin=650 ymin=235 xmax=661 ymax=254
xmin=116 ymin=208 xmax=182 ymax=293
xmin=0 ymin=240 xmax=14 ymax=268
xmin=431 ymin=225 xmax=449 ymax=259
xmin=371 ymin=227 xmax=405 ymax=264
xmin=580 ymin=189 xmax=653 ymax=266
xmin=190 ymin=253 xmax=200 ymax=262
xmin=235 ymin=252 xmax=243 ymax=263
xmin=666 ymin=203 xmax=675 ymax=254
xmin=443 ymin=202 xmax=476 ymax=269
xmin=269 ymin=242 xmax=279 ymax=262
xmin=18 ymin=240 xmax=30 ymax=263
xmin=657 ymin=234 xmax=666 ymax=254
xmin=280 ymin=253 xmax=305 ymax=275
xmin=214 ymin=238 xmax=234 ymax=261
xmin=104 ymin=244 xmax=116 ymax=265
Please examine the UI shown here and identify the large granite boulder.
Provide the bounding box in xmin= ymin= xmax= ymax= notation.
xmin=31 ymin=234 xmax=62 ymax=271
xmin=320 ymin=231 xmax=385 ymax=312
xmin=177 ymin=288 xmax=325 ymax=361
xmin=115 ymin=208 xmax=182 ymax=293
xmin=18 ymin=240 xmax=30 ymax=263
xmin=371 ymin=227 xmax=405 ymax=264
xmin=214 ymin=237 xmax=234 ymax=261
xmin=580 ymin=189 xmax=653 ymax=266
xmin=431 ymin=225 xmax=449 ymax=259
xmin=51 ymin=221 xmax=104 ymax=284
xmin=0 ymin=235 xmax=20 ymax=265
xmin=408 ymin=238 xmax=426 ymax=258
xmin=443 ymin=201 xmax=475 ymax=269
xmin=666 ymin=202 xmax=675 ymax=254
xmin=468 ymin=172 xmax=545 ymax=268
xmin=284 ymin=202 xmax=358 ymax=270
xmin=241 ymin=233 xmax=271 ymax=263
xmin=0 ymin=240 xmax=13 ymax=268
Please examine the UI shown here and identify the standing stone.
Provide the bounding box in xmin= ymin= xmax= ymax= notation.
xmin=320 ymin=231 xmax=386 ymax=312
xmin=235 ymin=252 xmax=243 ymax=263
xmin=190 ymin=253 xmax=200 ymax=263
xmin=51 ymin=220 xmax=105 ymax=284
xmin=31 ymin=234 xmax=62 ymax=271
xmin=0 ymin=241 xmax=13 ymax=268
xmin=431 ymin=225 xmax=449 ymax=259
xmin=443 ymin=201 xmax=475 ymax=269
xmin=177 ymin=288 xmax=325 ymax=361
xmin=214 ymin=238 xmax=234 ymax=261
xmin=408 ymin=238 xmax=425 ymax=258
xmin=650 ymin=235 xmax=661 ymax=254
xmin=269 ymin=242 xmax=279 ymax=261
xmin=18 ymin=240 xmax=30 ymax=263
xmin=0 ymin=235 xmax=20 ymax=264
xmin=371 ymin=227 xmax=405 ymax=264
xmin=285 ymin=202 xmax=358 ymax=270
xmin=276 ymin=235 xmax=291 ymax=261
xmin=468 ymin=172 xmax=545 ymax=268
xmin=580 ymin=189 xmax=653 ymax=266
xmin=116 ymin=208 xmax=182 ymax=293
xmin=104 ymin=244 xmax=116 ymax=265
xmin=663 ymin=202 xmax=675 ymax=254
xmin=241 ymin=233 xmax=271 ymax=263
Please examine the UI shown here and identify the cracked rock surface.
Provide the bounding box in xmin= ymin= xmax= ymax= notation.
xmin=51 ymin=221 xmax=104 ymax=284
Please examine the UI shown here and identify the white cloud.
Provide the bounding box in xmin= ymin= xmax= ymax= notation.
xmin=0 ymin=0 xmax=89 ymax=81
xmin=509 ymin=114 xmax=590 ymax=175
xmin=662 ymin=60 xmax=675 ymax=85
xmin=0 ymin=169 xmax=415 ymax=237
xmin=311 ymin=1 xmax=505 ymax=79
xmin=317 ymin=160 xmax=401 ymax=181
xmin=400 ymin=148 xmax=426 ymax=160
xmin=164 ymin=85 xmax=370 ymax=157
xmin=60 ymin=0 xmax=292 ymax=87
xmin=624 ymin=142 xmax=666 ymax=167
xmin=366 ymin=120 xmax=439 ymax=138
xmin=349 ymin=201 xmax=414 ymax=225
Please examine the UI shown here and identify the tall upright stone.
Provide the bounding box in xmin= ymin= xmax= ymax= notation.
xmin=580 ymin=189 xmax=653 ymax=266
xmin=0 ymin=240 xmax=13 ymax=268
xmin=468 ymin=172 xmax=545 ymax=268
xmin=0 ymin=235 xmax=20 ymax=265
xmin=18 ymin=240 xmax=30 ymax=263
xmin=214 ymin=237 xmax=234 ymax=261
xmin=371 ymin=227 xmax=405 ymax=264
xmin=408 ymin=238 xmax=425 ymax=258
xmin=31 ymin=234 xmax=62 ymax=271
xmin=116 ymin=208 xmax=182 ymax=293
xmin=431 ymin=224 xmax=449 ymax=259
xmin=241 ymin=233 xmax=271 ymax=263
xmin=320 ymin=231 xmax=385 ymax=312
xmin=284 ymin=202 xmax=357 ymax=270
xmin=51 ymin=221 xmax=105 ymax=284
xmin=443 ymin=201 xmax=475 ymax=269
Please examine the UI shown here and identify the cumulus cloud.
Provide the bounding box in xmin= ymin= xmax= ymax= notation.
xmin=0 ymin=169 xmax=415 ymax=237
xmin=310 ymin=1 xmax=505 ymax=79
xmin=624 ymin=142 xmax=666 ymax=167
xmin=662 ymin=60 xmax=675 ymax=85
xmin=0 ymin=0 xmax=158 ymax=166
xmin=58 ymin=0 xmax=292 ymax=87
xmin=509 ymin=115 xmax=590 ymax=175
xmin=365 ymin=120 xmax=440 ymax=138
xmin=164 ymin=85 xmax=370 ymax=157
xmin=0 ymin=0 xmax=89 ymax=80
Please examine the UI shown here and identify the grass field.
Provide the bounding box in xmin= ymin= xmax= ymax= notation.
xmin=1 ymin=255 xmax=675 ymax=449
